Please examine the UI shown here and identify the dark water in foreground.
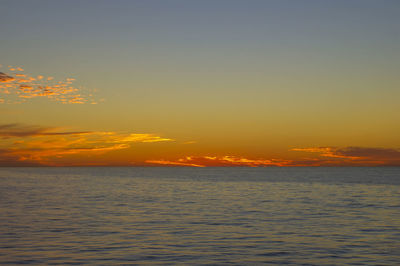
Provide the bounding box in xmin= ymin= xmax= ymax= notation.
xmin=0 ymin=167 xmax=399 ymax=265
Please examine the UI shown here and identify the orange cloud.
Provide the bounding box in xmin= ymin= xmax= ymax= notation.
xmin=146 ymin=156 xmax=293 ymax=167
xmin=291 ymin=147 xmax=358 ymax=159
xmin=146 ymin=159 xmax=205 ymax=167
xmin=0 ymin=65 xmax=96 ymax=104
xmin=0 ymin=123 xmax=173 ymax=166
xmin=292 ymin=146 xmax=400 ymax=166
xmin=114 ymin=133 xmax=173 ymax=143
xmin=146 ymin=146 xmax=400 ymax=167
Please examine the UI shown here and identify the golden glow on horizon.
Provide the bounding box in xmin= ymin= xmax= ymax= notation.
xmin=0 ymin=122 xmax=399 ymax=166
xmin=1 ymin=59 xmax=399 ymax=167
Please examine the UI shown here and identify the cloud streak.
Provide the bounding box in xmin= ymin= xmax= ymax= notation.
xmin=147 ymin=146 xmax=400 ymax=167
xmin=0 ymin=123 xmax=173 ymax=166
xmin=0 ymin=123 xmax=90 ymax=138
xmin=0 ymin=65 xmax=96 ymax=104
xmin=146 ymin=156 xmax=293 ymax=167
xmin=292 ymin=146 xmax=400 ymax=166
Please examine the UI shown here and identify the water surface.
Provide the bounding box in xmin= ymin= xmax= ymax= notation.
xmin=0 ymin=167 xmax=399 ymax=265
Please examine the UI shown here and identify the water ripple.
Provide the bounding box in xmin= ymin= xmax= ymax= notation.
xmin=0 ymin=167 xmax=399 ymax=265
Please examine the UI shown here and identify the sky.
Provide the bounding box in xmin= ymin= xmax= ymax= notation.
xmin=1 ymin=0 xmax=400 ymax=166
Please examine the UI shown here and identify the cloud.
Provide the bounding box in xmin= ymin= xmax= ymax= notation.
xmin=0 ymin=65 xmax=96 ymax=104
xmin=0 ymin=72 xmax=15 ymax=82
xmin=292 ymin=146 xmax=400 ymax=166
xmin=147 ymin=146 xmax=400 ymax=167
xmin=335 ymin=147 xmax=400 ymax=159
xmin=146 ymin=159 xmax=206 ymax=167
xmin=0 ymin=123 xmax=90 ymax=138
xmin=146 ymin=156 xmax=293 ymax=167
xmin=113 ymin=133 xmax=173 ymax=143
xmin=292 ymin=147 xmax=351 ymax=158
xmin=0 ymin=123 xmax=173 ymax=166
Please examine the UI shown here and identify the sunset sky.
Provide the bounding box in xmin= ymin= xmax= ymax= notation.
xmin=1 ymin=0 xmax=399 ymax=166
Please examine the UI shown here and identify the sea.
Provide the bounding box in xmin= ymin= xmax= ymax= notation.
xmin=0 ymin=167 xmax=399 ymax=265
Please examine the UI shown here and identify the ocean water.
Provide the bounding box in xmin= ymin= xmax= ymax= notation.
xmin=0 ymin=167 xmax=399 ymax=265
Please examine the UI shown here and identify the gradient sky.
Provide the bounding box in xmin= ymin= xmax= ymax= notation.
xmin=1 ymin=0 xmax=400 ymax=166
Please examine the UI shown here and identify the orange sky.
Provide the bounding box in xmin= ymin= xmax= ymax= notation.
xmin=0 ymin=120 xmax=399 ymax=167
xmin=1 ymin=1 xmax=400 ymax=167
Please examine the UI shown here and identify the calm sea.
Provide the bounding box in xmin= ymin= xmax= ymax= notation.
xmin=0 ymin=167 xmax=399 ymax=265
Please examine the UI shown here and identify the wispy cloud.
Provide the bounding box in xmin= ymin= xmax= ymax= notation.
xmin=0 ymin=65 xmax=96 ymax=104
xmin=146 ymin=156 xmax=293 ymax=167
xmin=112 ymin=134 xmax=173 ymax=143
xmin=147 ymin=146 xmax=400 ymax=167
xmin=292 ymin=146 xmax=400 ymax=166
xmin=0 ymin=123 xmax=90 ymax=138
xmin=146 ymin=158 xmax=206 ymax=167
xmin=0 ymin=123 xmax=173 ymax=166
